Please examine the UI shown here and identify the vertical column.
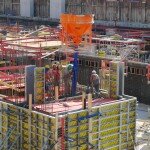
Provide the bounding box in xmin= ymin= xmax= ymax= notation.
xmin=55 ymin=86 xmax=59 ymax=101
xmin=98 ymin=106 xmax=101 ymax=150
xmin=119 ymin=102 xmax=122 ymax=150
xmin=127 ymin=101 xmax=130 ymax=148
xmin=61 ymin=117 xmax=65 ymax=150
xmin=82 ymin=91 xmax=86 ymax=109
xmin=34 ymin=67 xmax=45 ymax=104
xmin=54 ymin=113 xmax=58 ymax=150
xmin=88 ymin=93 xmax=92 ymax=149
xmin=28 ymin=94 xmax=32 ymax=150
xmin=0 ymin=102 xmax=2 ymax=142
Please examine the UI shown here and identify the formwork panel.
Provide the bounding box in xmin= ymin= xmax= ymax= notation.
xmin=0 ymin=96 xmax=136 ymax=150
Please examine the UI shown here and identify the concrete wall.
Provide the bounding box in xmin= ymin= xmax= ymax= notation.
xmin=66 ymin=0 xmax=150 ymax=28
xmin=50 ymin=0 xmax=66 ymax=19
xmin=20 ymin=0 xmax=34 ymax=17
xmin=34 ymin=0 xmax=50 ymax=17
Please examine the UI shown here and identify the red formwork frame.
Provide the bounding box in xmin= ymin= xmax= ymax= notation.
xmin=0 ymin=65 xmax=26 ymax=104
xmin=146 ymin=65 xmax=150 ymax=83
xmin=0 ymin=24 xmax=21 ymax=33
xmin=0 ymin=40 xmax=42 ymax=67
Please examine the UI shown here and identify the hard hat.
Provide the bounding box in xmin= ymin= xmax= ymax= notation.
xmin=45 ymin=65 xmax=50 ymax=69
xmin=52 ymin=64 xmax=57 ymax=69
xmin=68 ymin=64 xmax=73 ymax=70
xmin=92 ymin=70 xmax=96 ymax=74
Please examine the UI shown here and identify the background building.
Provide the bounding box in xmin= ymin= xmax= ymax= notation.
xmin=0 ymin=0 xmax=150 ymax=28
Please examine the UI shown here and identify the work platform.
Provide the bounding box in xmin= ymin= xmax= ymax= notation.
xmin=33 ymin=98 xmax=115 ymax=114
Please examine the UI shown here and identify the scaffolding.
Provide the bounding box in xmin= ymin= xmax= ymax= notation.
xmin=0 ymin=65 xmax=25 ymax=104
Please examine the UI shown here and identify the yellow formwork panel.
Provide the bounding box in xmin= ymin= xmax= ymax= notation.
xmin=22 ymin=130 xmax=28 ymax=136
xmin=79 ymin=131 xmax=88 ymax=137
xmin=80 ymin=119 xmax=88 ymax=124
xmin=122 ymin=120 xmax=127 ymax=125
xmin=92 ymin=140 xmax=98 ymax=145
xmin=101 ymin=140 xmax=119 ymax=149
xmin=122 ymin=132 xmax=127 ymax=137
xmin=23 ymin=144 xmax=28 ymax=150
xmin=23 ymin=123 xmax=28 ymax=130
xmin=110 ymin=81 xmax=117 ymax=87
xmin=101 ymin=134 xmax=119 ymax=143
xmin=92 ymin=126 xmax=98 ymax=132
xmin=101 ymin=116 xmax=120 ymax=123
xmin=79 ymin=111 xmax=88 ymax=116
xmin=68 ymin=113 xmax=78 ymax=119
xmin=122 ymin=108 xmax=128 ymax=112
xmin=109 ymin=147 xmax=119 ymax=150
xmin=2 ymin=122 xmax=7 ymax=127
xmin=35 ymin=88 xmax=44 ymax=94
xmin=100 ymin=122 xmax=120 ymax=130
xmin=130 ymin=111 xmax=135 ymax=116
xmin=79 ymin=144 xmax=88 ymax=150
xmin=122 ymin=126 xmax=127 ymax=131
xmin=92 ymin=133 xmax=98 ymax=139
xmin=121 ymin=138 xmax=127 ymax=143
xmin=121 ymin=144 xmax=127 ymax=149
xmin=69 ymin=120 xmax=78 ymax=126
xmin=37 ymin=128 xmax=42 ymax=134
xmin=110 ymin=87 xmax=117 ymax=92
xmin=100 ymin=127 xmax=120 ymax=136
xmin=2 ymin=128 xmax=7 ymax=133
xmin=110 ymin=94 xmax=117 ymax=99
xmin=79 ymin=124 xmax=88 ymax=131
xmin=105 ymin=109 xmax=120 ymax=116
xmin=69 ymin=127 xmax=78 ymax=133
xmin=129 ymin=123 xmax=135 ymax=129
xmin=110 ymin=75 xmax=117 ymax=81
xmin=102 ymin=103 xmax=120 ymax=111
xmin=35 ymin=81 xmax=44 ymax=87
xmin=93 ymin=120 xmax=98 ymax=125
xmin=31 ymin=133 xmax=36 ymax=139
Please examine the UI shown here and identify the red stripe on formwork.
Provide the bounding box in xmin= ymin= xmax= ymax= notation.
xmin=0 ymin=65 xmax=26 ymax=70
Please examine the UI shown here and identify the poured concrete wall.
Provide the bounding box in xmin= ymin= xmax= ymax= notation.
xmin=66 ymin=0 xmax=150 ymax=28
xmin=34 ymin=0 xmax=50 ymax=17
xmin=20 ymin=0 xmax=34 ymax=17
xmin=0 ymin=0 xmax=150 ymax=28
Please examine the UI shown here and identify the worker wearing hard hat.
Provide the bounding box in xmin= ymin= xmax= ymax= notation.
xmin=90 ymin=70 xmax=101 ymax=98
xmin=63 ymin=64 xmax=73 ymax=96
xmin=51 ymin=63 xmax=60 ymax=86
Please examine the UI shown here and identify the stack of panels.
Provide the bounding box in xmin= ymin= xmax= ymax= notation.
xmin=109 ymin=62 xmax=119 ymax=99
xmin=34 ymin=67 xmax=45 ymax=104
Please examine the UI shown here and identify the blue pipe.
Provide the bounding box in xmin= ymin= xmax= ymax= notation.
xmin=72 ymin=46 xmax=78 ymax=96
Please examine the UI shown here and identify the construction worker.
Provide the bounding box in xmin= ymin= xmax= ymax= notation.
xmin=63 ymin=64 xmax=73 ymax=96
xmin=90 ymin=70 xmax=101 ymax=98
xmin=51 ymin=63 xmax=60 ymax=86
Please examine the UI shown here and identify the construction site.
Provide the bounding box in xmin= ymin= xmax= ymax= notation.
xmin=0 ymin=0 xmax=149 ymax=150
